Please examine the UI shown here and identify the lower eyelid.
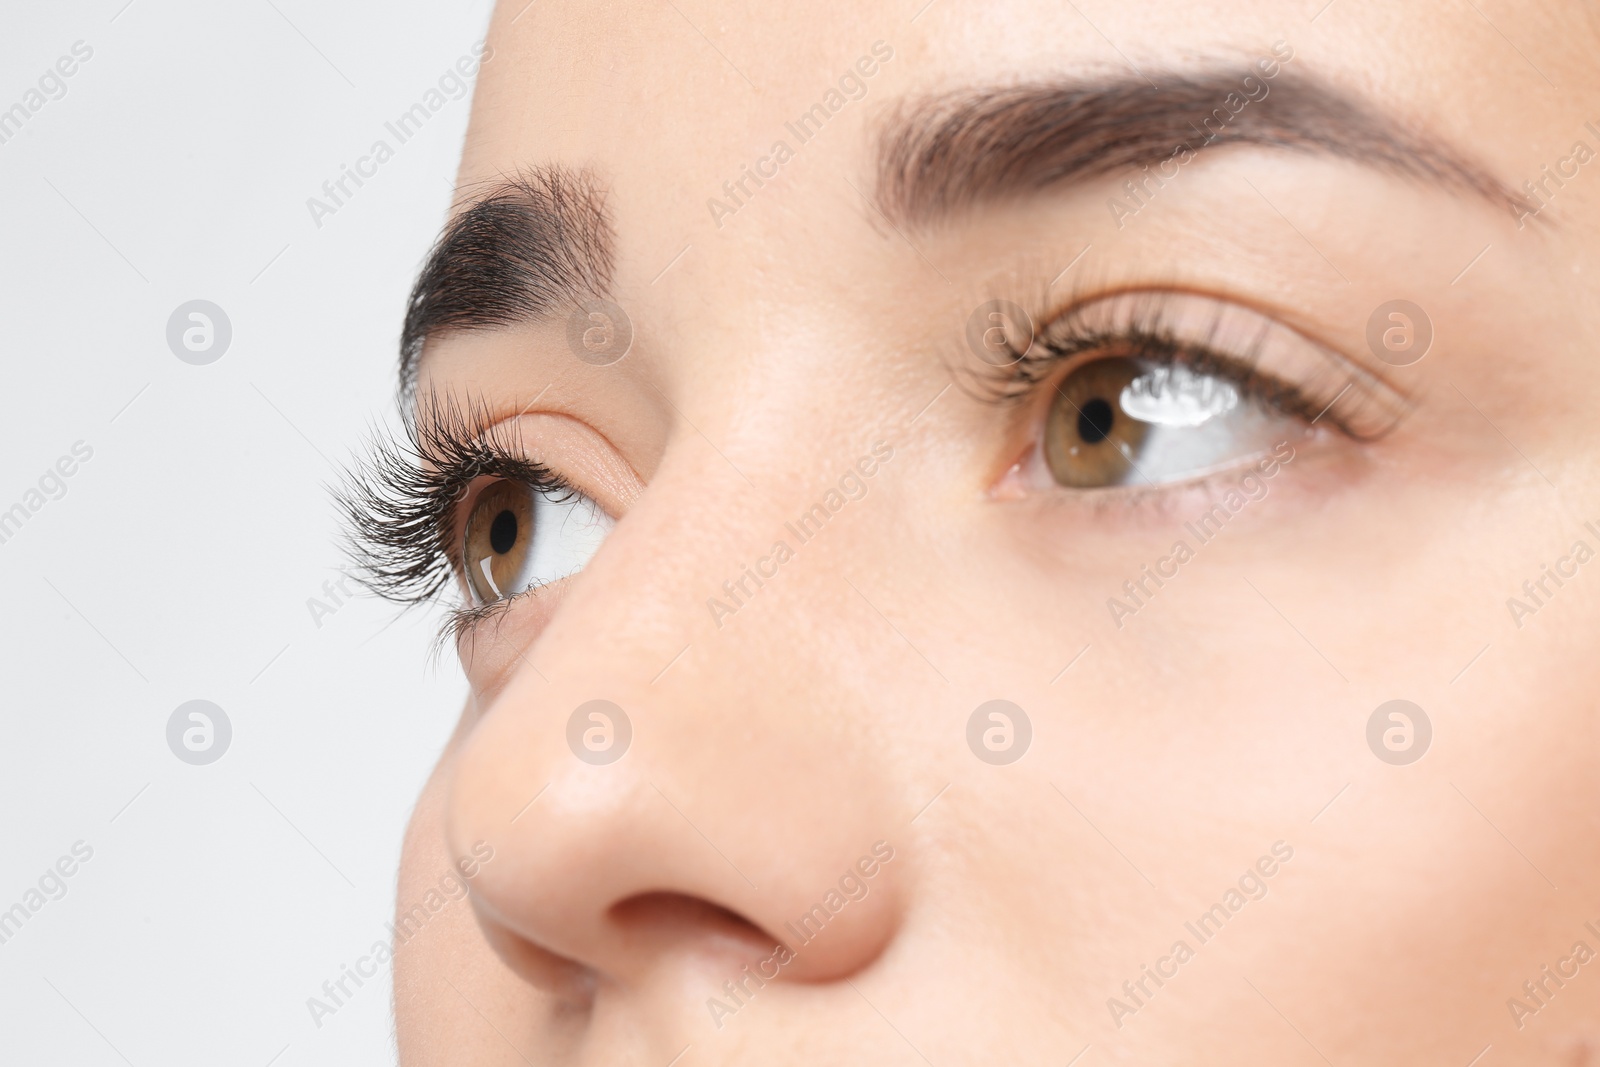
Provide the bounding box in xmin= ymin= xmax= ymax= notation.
xmin=1026 ymin=434 xmax=1329 ymax=524
xmin=448 ymin=578 xmax=566 ymax=662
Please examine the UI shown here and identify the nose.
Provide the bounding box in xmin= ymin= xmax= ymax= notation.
xmin=444 ymin=447 xmax=910 ymax=999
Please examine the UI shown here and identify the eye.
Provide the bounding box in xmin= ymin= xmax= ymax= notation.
xmin=460 ymin=479 xmax=613 ymax=606
xmin=1003 ymin=290 xmax=1410 ymax=493
xmin=1044 ymin=355 xmax=1290 ymax=488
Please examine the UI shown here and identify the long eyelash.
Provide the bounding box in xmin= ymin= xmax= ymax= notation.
xmin=967 ymin=284 xmax=1406 ymax=440
xmin=335 ymin=393 xmax=571 ymax=616
xmin=1035 ymin=310 xmax=1330 ymax=426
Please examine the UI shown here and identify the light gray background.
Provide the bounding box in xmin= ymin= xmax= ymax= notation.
xmin=0 ymin=2 xmax=493 ymax=1062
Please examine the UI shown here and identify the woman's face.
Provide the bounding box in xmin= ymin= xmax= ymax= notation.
xmin=380 ymin=0 xmax=1600 ymax=1061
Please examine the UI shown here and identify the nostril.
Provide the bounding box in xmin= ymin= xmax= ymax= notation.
xmin=475 ymin=896 xmax=600 ymax=1008
xmin=447 ymin=685 xmax=907 ymax=998
xmin=608 ymin=891 xmax=777 ymax=964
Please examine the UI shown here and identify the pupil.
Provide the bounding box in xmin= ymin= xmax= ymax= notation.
xmin=489 ymin=509 xmax=518 ymax=554
xmin=1077 ymin=397 xmax=1115 ymax=444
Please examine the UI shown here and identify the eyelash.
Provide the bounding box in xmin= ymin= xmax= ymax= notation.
xmin=336 ymin=394 xmax=574 ymax=633
xmin=974 ymin=287 xmax=1401 ymax=442
xmin=341 ymin=294 xmax=1400 ymax=634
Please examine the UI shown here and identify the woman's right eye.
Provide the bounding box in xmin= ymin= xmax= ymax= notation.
xmin=460 ymin=478 xmax=613 ymax=606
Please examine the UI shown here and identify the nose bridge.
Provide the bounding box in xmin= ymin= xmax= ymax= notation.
xmin=445 ymin=428 xmax=915 ymax=987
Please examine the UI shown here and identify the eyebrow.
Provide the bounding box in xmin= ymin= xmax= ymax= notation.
xmin=399 ymin=166 xmax=614 ymax=393
xmin=876 ymin=71 xmax=1524 ymax=227
xmin=399 ymin=71 xmax=1525 ymax=390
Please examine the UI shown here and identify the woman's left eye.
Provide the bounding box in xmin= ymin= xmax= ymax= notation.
xmin=1043 ymin=355 xmax=1298 ymax=489
xmin=461 ymin=479 xmax=613 ymax=606
xmin=1000 ymin=289 xmax=1411 ymax=494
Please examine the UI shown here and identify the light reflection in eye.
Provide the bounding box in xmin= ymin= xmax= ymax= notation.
xmin=462 ymin=480 xmax=613 ymax=606
xmin=1025 ymin=290 xmax=1408 ymax=491
xmin=1120 ymin=365 xmax=1240 ymax=428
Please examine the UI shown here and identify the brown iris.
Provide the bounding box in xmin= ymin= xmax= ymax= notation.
xmin=1044 ymin=357 xmax=1151 ymax=488
xmin=462 ymin=480 xmax=534 ymax=604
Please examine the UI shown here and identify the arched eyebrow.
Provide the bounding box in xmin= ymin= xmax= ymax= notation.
xmin=399 ymin=166 xmax=614 ymax=394
xmin=875 ymin=71 xmax=1525 ymax=228
xmin=397 ymin=72 xmax=1528 ymax=391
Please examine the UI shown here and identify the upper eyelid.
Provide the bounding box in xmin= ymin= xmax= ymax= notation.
xmin=336 ymin=394 xmax=573 ymax=614
xmin=425 ymin=403 xmax=647 ymax=508
xmin=434 ymin=452 xmax=564 ymax=536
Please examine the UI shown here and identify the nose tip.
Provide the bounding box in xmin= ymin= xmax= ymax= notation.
xmin=445 ymin=674 xmax=905 ymax=995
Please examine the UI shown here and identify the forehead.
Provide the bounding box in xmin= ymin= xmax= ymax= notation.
xmin=460 ymin=0 xmax=1529 ymax=188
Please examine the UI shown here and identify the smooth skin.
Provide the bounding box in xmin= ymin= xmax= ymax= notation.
xmin=392 ymin=1 xmax=1600 ymax=1063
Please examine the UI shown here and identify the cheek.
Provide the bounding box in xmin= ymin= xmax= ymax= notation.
xmin=455 ymin=583 xmax=572 ymax=698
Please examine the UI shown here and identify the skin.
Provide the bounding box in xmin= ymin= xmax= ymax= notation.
xmin=391 ymin=1 xmax=1600 ymax=1063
